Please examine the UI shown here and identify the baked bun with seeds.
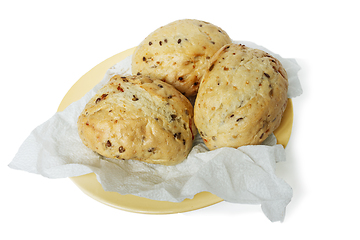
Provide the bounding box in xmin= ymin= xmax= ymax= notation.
xmin=131 ymin=19 xmax=232 ymax=97
xmin=77 ymin=75 xmax=196 ymax=165
xmin=194 ymin=43 xmax=288 ymax=150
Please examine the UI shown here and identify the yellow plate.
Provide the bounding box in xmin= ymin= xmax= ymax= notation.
xmin=57 ymin=47 xmax=294 ymax=214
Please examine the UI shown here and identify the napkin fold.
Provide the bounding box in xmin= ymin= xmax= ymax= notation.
xmin=9 ymin=40 xmax=302 ymax=222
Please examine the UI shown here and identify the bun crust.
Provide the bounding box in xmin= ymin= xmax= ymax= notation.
xmin=194 ymin=43 xmax=288 ymax=150
xmin=132 ymin=19 xmax=232 ymax=97
xmin=78 ymin=75 xmax=196 ymax=165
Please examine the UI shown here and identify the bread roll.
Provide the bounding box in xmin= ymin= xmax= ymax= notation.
xmin=78 ymin=75 xmax=196 ymax=165
xmin=132 ymin=19 xmax=232 ymax=97
xmin=194 ymin=43 xmax=288 ymax=150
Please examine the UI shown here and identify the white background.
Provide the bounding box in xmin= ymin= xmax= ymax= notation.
xmin=1 ymin=0 xmax=359 ymax=239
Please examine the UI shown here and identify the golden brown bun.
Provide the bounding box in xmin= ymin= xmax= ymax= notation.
xmin=194 ymin=43 xmax=288 ymax=150
xmin=78 ymin=75 xmax=196 ymax=165
xmin=132 ymin=19 xmax=232 ymax=97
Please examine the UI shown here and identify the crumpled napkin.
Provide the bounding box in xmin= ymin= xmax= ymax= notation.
xmin=9 ymin=40 xmax=302 ymax=222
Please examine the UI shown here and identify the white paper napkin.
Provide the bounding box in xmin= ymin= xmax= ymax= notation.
xmin=9 ymin=41 xmax=302 ymax=222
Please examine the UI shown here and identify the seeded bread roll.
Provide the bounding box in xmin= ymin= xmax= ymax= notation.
xmin=78 ymin=75 xmax=196 ymax=165
xmin=131 ymin=19 xmax=232 ymax=97
xmin=194 ymin=43 xmax=288 ymax=150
